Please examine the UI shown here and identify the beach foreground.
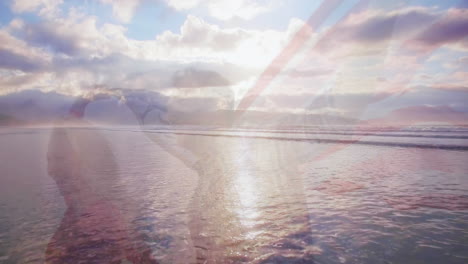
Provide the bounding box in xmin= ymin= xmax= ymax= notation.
xmin=0 ymin=126 xmax=467 ymax=263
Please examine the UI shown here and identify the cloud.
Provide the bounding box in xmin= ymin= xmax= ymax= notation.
xmin=0 ymin=72 xmax=52 ymax=94
xmin=99 ymin=0 xmax=141 ymax=23
xmin=22 ymin=22 xmax=82 ymax=55
xmin=11 ymin=0 xmax=63 ymax=17
xmin=432 ymin=84 xmax=468 ymax=92
xmin=350 ymin=7 xmax=436 ymax=43
xmin=6 ymin=7 xmax=301 ymax=95
xmin=8 ymin=6 xmax=136 ymax=61
xmin=287 ymin=68 xmax=334 ymax=79
xmin=311 ymin=6 xmax=468 ymax=58
xmin=172 ymin=68 xmax=230 ymax=88
xmin=14 ymin=16 xmax=122 ymax=57
xmin=275 ymin=7 xmax=468 ymax=102
xmin=155 ymin=15 xmax=299 ymax=68
xmin=49 ymin=53 xmax=175 ymax=92
xmin=429 ymin=71 xmax=468 ymax=92
xmin=205 ymin=0 xmax=271 ymax=21
xmin=315 ymin=7 xmax=438 ymax=54
xmin=165 ymin=0 xmax=272 ymax=21
xmin=50 ymin=52 xmax=249 ymax=93
xmin=2 ymin=0 xmax=467 ymax=123
xmin=455 ymin=56 xmax=468 ymax=66
xmin=165 ymin=0 xmax=199 ymax=11
xmin=0 ymin=29 xmax=49 ymax=73
xmin=411 ymin=8 xmax=468 ymax=50
xmin=156 ymin=15 xmax=250 ymax=52
xmin=11 ymin=12 xmax=291 ymax=67
xmin=0 ymin=49 xmax=42 ymax=72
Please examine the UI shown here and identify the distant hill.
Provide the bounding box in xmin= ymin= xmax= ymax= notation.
xmin=0 ymin=90 xmax=358 ymax=127
xmin=165 ymin=110 xmax=357 ymax=127
xmin=1 ymin=90 xmax=465 ymax=127
xmin=0 ymin=113 xmax=22 ymax=126
xmin=0 ymin=90 xmax=74 ymax=124
xmin=368 ymin=105 xmax=468 ymax=126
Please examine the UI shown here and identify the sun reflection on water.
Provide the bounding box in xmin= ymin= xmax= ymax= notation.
xmin=231 ymin=141 xmax=261 ymax=238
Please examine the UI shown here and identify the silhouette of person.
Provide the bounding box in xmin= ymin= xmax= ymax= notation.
xmin=46 ymin=96 xmax=158 ymax=263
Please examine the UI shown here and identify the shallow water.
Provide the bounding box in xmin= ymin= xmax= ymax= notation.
xmin=0 ymin=126 xmax=467 ymax=263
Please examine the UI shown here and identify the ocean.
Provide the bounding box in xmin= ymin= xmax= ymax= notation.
xmin=0 ymin=125 xmax=467 ymax=263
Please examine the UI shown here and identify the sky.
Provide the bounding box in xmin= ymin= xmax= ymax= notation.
xmin=0 ymin=0 xmax=467 ymax=125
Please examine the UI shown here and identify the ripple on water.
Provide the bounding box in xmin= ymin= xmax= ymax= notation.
xmin=385 ymin=194 xmax=468 ymax=210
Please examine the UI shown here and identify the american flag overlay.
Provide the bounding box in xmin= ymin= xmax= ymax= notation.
xmin=0 ymin=1 xmax=467 ymax=263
